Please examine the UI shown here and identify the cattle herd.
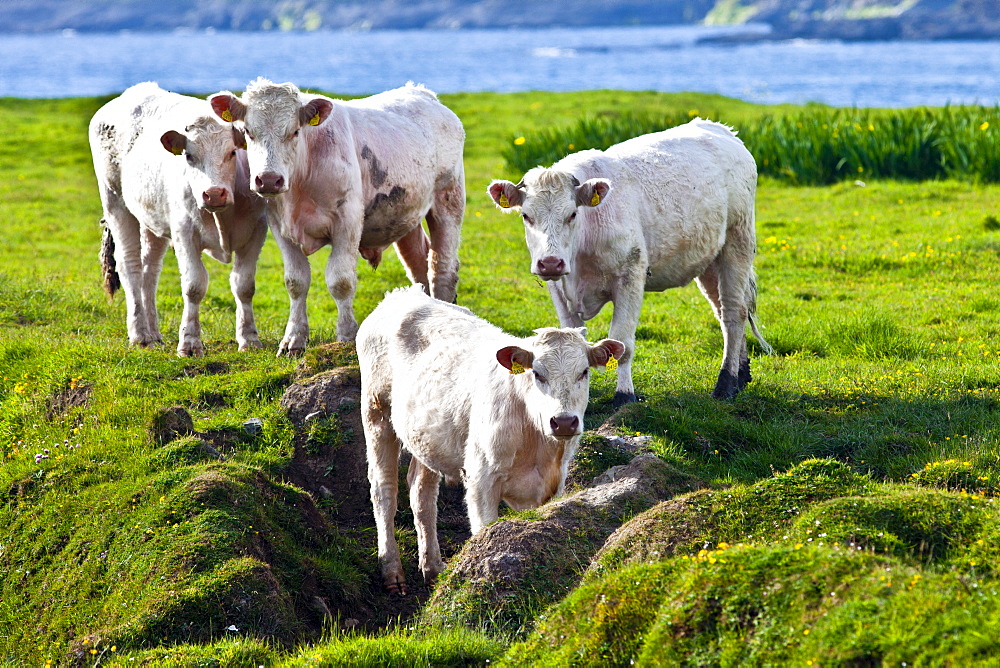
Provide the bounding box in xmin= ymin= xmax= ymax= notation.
xmin=89 ymin=79 xmax=769 ymax=593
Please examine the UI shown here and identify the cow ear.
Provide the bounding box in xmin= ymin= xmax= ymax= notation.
xmin=497 ymin=346 xmax=534 ymax=373
xmin=232 ymin=126 xmax=247 ymax=150
xmin=299 ymin=98 xmax=333 ymax=127
xmin=160 ymin=130 xmax=187 ymax=156
xmin=575 ymin=178 xmax=611 ymax=208
xmin=588 ymin=339 xmax=626 ymax=368
xmin=488 ymin=180 xmax=525 ymax=210
xmin=209 ymin=92 xmax=245 ymax=123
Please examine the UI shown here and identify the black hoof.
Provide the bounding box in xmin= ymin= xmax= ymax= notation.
xmin=613 ymin=391 xmax=639 ymax=408
xmin=738 ymin=362 xmax=752 ymax=390
xmin=712 ymin=369 xmax=741 ymax=400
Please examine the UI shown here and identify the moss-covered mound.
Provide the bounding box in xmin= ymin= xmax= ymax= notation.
xmin=422 ymin=455 xmax=703 ymax=635
xmin=502 ymin=543 xmax=1000 ymax=666
xmin=1 ymin=428 xmax=372 ymax=662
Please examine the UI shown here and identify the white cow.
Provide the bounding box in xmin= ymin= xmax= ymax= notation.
xmin=90 ymin=82 xmax=267 ymax=356
xmin=208 ymin=79 xmax=466 ymax=355
xmin=358 ymin=286 xmax=624 ymax=594
xmin=489 ymin=118 xmax=772 ymax=403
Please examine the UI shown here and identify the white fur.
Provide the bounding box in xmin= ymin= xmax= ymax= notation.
xmin=89 ymin=82 xmax=267 ymax=356
xmin=489 ymin=118 xmax=772 ymax=401
xmin=210 ymin=79 xmax=466 ymax=354
xmin=357 ymin=286 xmax=622 ymax=592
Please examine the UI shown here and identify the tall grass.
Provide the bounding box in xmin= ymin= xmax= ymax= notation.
xmin=504 ymin=106 xmax=1000 ymax=185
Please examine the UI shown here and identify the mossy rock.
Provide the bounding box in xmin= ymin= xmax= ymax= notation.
xmin=501 ymin=543 xmax=1000 ymax=667
xmin=150 ymin=405 xmax=194 ymax=444
xmin=295 ymin=342 xmax=359 ymax=378
xmin=566 ymin=432 xmax=635 ymax=489
xmin=422 ymin=455 xmax=703 ymax=635
xmin=145 ymin=436 xmax=221 ymax=469
xmin=280 ymin=368 xmax=362 ymax=424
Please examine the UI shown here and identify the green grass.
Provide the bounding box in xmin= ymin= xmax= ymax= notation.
xmin=505 ymin=105 xmax=1000 ymax=185
xmin=3 ymin=90 xmax=1000 ymax=663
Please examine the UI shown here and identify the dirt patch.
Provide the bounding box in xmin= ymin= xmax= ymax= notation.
xmin=46 ymin=383 xmax=92 ymax=420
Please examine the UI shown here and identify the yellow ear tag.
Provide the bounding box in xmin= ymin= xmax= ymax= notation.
xmin=498 ymin=193 xmax=510 ymax=208
xmin=309 ymin=113 xmax=321 ymax=126
xmin=171 ymin=146 xmax=183 ymax=156
xmin=510 ymin=361 xmax=525 ymax=375
xmin=605 ymin=354 xmax=618 ymax=372
xmin=221 ymin=109 xmax=234 ymax=123
xmin=590 ymin=191 xmax=601 ymax=206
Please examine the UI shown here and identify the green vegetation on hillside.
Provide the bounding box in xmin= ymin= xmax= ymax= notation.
xmin=506 ymin=105 xmax=1000 ymax=185
xmin=3 ymin=89 xmax=1000 ymax=664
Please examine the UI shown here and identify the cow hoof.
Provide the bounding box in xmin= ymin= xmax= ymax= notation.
xmin=239 ymin=339 xmax=264 ymax=351
xmin=177 ymin=346 xmax=205 ymax=358
xmin=385 ymin=580 xmax=408 ymax=596
xmin=276 ymin=346 xmax=305 ymax=358
xmin=712 ymin=370 xmax=741 ymax=400
xmin=613 ymin=391 xmax=639 ymax=408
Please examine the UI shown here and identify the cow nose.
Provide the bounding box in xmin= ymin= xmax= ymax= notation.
xmin=202 ymin=187 xmax=229 ymax=209
xmin=255 ymin=173 xmax=285 ymax=194
xmin=536 ymin=256 xmax=567 ymax=277
xmin=550 ymin=414 xmax=580 ymax=438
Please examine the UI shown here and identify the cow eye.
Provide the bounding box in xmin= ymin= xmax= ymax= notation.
xmin=245 ymin=129 xmax=255 ymax=141
xmin=230 ymin=149 xmax=237 ymax=158
xmin=577 ymin=369 xmax=588 ymax=382
xmin=522 ymin=214 xmax=534 ymax=226
xmin=185 ymin=153 xmax=194 ymax=163
xmin=569 ymin=211 xmax=577 ymax=222
xmin=293 ymin=130 xmax=300 ymax=137
xmin=534 ymin=371 xmax=547 ymax=384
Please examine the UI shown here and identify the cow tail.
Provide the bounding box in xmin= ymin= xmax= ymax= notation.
xmin=99 ymin=220 xmax=121 ymax=298
xmin=747 ymin=268 xmax=774 ymax=355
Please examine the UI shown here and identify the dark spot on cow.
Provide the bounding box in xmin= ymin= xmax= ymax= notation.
xmin=336 ymin=198 xmax=346 ymax=209
xmin=399 ymin=307 xmax=433 ymax=356
xmin=361 ymin=144 xmax=388 ymax=189
xmin=435 ymin=170 xmax=455 ymax=189
xmin=364 ymin=186 xmax=407 ymax=223
xmin=628 ymin=247 xmax=642 ymax=264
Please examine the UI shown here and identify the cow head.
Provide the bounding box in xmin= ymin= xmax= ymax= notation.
xmin=489 ymin=168 xmax=611 ymax=279
xmin=209 ymin=78 xmax=333 ymax=196
xmin=497 ymin=328 xmax=625 ymax=440
xmin=160 ymin=117 xmax=246 ymax=213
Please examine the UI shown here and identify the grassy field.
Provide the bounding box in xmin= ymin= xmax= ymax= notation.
xmin=2 ymin=89 xmax=1000 ymax=664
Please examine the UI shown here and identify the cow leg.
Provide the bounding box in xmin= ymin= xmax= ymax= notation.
xmin=608 ymin=270 xmax=646 ymax=407
xmin=547 ymin=279 xmax=585 ymax=328
xmin=424 ymin=174 xmax=464 ymax=303
xmin=172 ymin=232 xmax=208 ymax=357
xmin=230 ymin=225 xmax=266 ymax=351
xmin=707 ymin=244 xmax=754 ymax=400
xmin=103 ymin=202 xmax=160 ymax=346
xmin=407 ymin=459 xmax=445 ymax=584
xmin=271 ymin=226 xmax=311 ymax=356
xmin=139 ymin=227 xmax=169 ymax=345
xmin=325 ymin=244 xmax=360 ymax=343
xmin=363 ymin=396 xmax=406 ymax=594
xmin=464 ymin=465 xmax=502 ymax=534
xmin=697 ymin=264 xmax=750 ymax=397
xmin=393 ymin=224 xmax=431 ymax=293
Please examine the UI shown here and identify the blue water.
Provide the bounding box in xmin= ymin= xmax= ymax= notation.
xmin=1 ymin=25 xmax=999 ymax=107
